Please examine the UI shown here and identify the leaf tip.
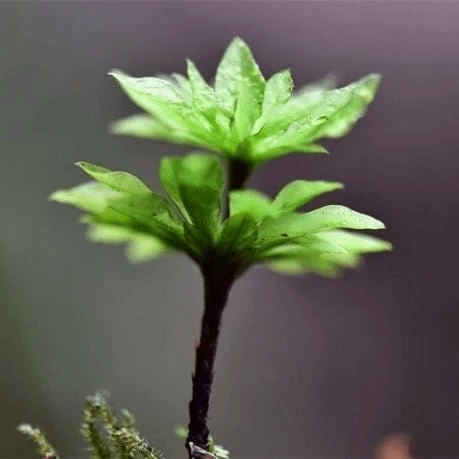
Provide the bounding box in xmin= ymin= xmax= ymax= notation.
xmin=108 ymin=68 xmax=122 ymax=77
xmin=384 ymin=240 xmax=394 ymax=251
xmin=74 ymin=161 xmax=92 ymax=172
xmin=372 ymin=218 xmax=387 ymax=230
xmin=230 ymin=36 xmax=246 ymax=46
xmin=108 ymin=68 xmax=128 ymax=85
xmin=107 ymin=121 xmax=118 ymax=134
xmin=362 ymin=73 xmax=382 ymax=93
xmin=108 ymin=120 xmax=124 ymax=135
xmin=48 ymin=190 xmax=65 ymax=202
xmin=48 ymin=191 xmax=58 ymax=202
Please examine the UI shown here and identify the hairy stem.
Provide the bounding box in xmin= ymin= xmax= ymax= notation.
xmin=186 ymin=265 xmax=235 ymax=459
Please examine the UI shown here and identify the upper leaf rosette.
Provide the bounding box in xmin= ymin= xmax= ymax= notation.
xmin=109 ymin=37 xmax=381 ymax=168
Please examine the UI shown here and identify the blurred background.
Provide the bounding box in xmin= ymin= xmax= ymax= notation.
xmin=1 ymin=2 xmax=458 ymax=458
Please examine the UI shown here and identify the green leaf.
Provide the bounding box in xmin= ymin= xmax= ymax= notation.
xmin=52 ymin=159 xmax=191 ymax=255
xmin=310 ymin=73 xmax=381 ymax=140
xmin=159 ymin=154 xmax=224 ymax=242
xmin=186 ymin=59 xmax=217 ymax=114
xmin=261 ymin=69 xmax=294 ymax=116
xmin=217 ymin=213 xmax=258 ymax=252
xmin=107 ymin=193 xmax=186 ymax=248
xmin=293 ymin=73 xmax=337 ymax=100
xmin=110 ymin=115 xmax=171 ymax=139
xmin=317 ymin=229 xmax=393 ymax=253
xmin=251 ymin=74 xmax=380 ymax=161
xmin=109 ymin=70 xmax=223 ymax=153
xmin=106 ymin=193 xmax=174 ymax=226
xmin=50 ymin=182 xmax=127 ymax=220
xmin=110 ymin=115 xmax=221 ymax=151
xmin=259 ymin=230 xmax=386 ymax=278
xmin=251 ymin=68 xmax=293 ymax=135
xmin=273 ymin=180 xmax=344 ymax=212
xmin=257 ymin=228 xmax=392 ymax=276
xmin=109 ymin=69 xmax=191 ymax=130
xmin=159 ymin=157 xmax=192 ymax=223
xmin=258 ymin=205 xmax=385 ymax=243
xmin=86 ymin=223 xmax=171 ymax=263
xmin=229 ymin=189 xmax=276 ymax=222
xmin=127 ymin=235 xmax=170 ymax=263
xmin=234 ymin=76 xmax=261 ymax=141
xmin=157 ymin=72 xmax=192 ymax=103
xmin=86 ymin=223 xmax=134 ymax=243
xmin=265 ymin=259 xmax=311 ymax=276
xmin=251 ymin=142 xmax=328 ymax=163
xmin=253 ymin=74 xmax=336 ymax=138
xmin=186 ymin=59 xmax=232 ymax=137
xmin=299 ymin=205 xmax=386 ymax=232
xmin=76 ymin=161 xmax=152 ymax=195
xmin=214 ymin=37 xmax=265 ymax=122
xmin=258 ymin=236 xmax=349 ymax=277
xmin=266 ymin=256 xmax=348 ymax=278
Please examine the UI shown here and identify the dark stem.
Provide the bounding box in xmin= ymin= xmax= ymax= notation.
xmin=186 ymin=265 xmax=235 ymax=458
xmin=223 ymin=158 xmax=254 ymax=220
xmin=228 ymin=157 xmax=253 ymax=191
xmin=186 ymin=151 xmax=252 ymax=458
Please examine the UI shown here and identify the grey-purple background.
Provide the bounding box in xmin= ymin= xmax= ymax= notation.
xmin=1 ymin=2 xmax=458 ymax=459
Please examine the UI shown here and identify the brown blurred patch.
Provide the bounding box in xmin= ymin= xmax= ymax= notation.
xmin=373 ymin=433 xmax=418 ymax=459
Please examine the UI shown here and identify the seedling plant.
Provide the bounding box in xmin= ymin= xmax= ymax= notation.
xmin=19 ymin=37 xmax=391 ymax=459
